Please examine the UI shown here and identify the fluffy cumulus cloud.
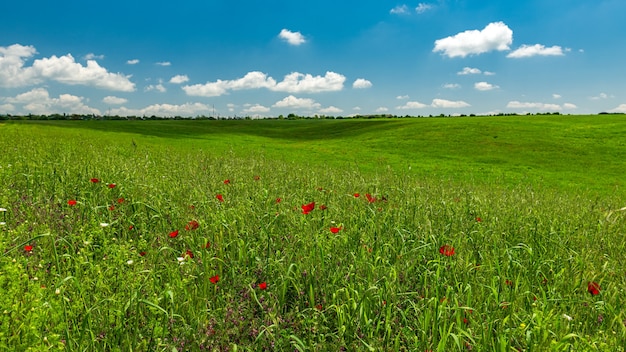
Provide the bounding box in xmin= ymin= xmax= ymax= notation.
xmin=183 ymin=71 xmax=345 ymax=97
xmin=474 ymin=82 xmax=499 ymax=91
xmin=0 ymin=44 xmax=135 ymax=91
xmin=242 ymin=104 xmax=270 ymax=114
xmin=458 ymin=67 xmax=481 ymax=75
xmin=127 ymin=59 xmax=139 ymax=65
xmin=416 ymin=3 xmax=433 ymax=13
xmin=156 ymin=61 xmax=171 ymax=66
xmin=111 ymin=103 xmax=211 ymax=117
xmin=278 ymin=29 xmax=306 ymax=46
xmin=3 ymin=88 xmax=100 ymax=115
xmin=169 ymin=75 xmax=189 ymax=84
xmin=443 ymin=83 xmax=461 ymax=89
xmin=507 ymin=44 xmax=565 ymax=58
xmin=352 ymin=78 xmax=372 ymax=89
xmin=609 ymin=104 xmax=626 ymax=113
xmin=102 ymin=96 xmax=128 ymax=105
xmin=272 ymin=95 xmax=321 ymax=109
xmin=433 ymin=22 xmax=513 ymax=58
xmin=390 ymin=5 xmax=409 ymax=14
xmin=396 ymin=95 xmax=409 ymax=100
xmin=506 ymin=101 xmax=575 ymax=110
xmin=319 ymin=106 xmax=343 ymax=114
xmin=431 ymin=99 xmax=470 ymax=108
xmin=375 ymin=107 xmax=389 ymax=113
xmin=397 ymin=101 xmax=428 ymax=109
xmin=145 ymin=80 xmax=166 ymax=93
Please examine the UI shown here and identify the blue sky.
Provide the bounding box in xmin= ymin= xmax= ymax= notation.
xmin=1 ymin=0 xmax=625 ymax=117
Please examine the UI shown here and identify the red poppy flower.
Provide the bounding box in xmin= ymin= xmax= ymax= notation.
xmin=209 ymin=275 xmax=220 ymax=284
xmin=67 ymin=200 xmax=77 ymax=206
xmin=353 ymin=193 xmax=360 ymax=198
xmin=330 ymin=226 xmax=342 ymax=234
xmin=107 ymin=183 xmax=116 ymax=189
xmin=224 ymin=179 xmax=230 ymax=185
xmin=588 ymin=281 xmax=601 ymax=295
xmin=505 ymin=279 xmax=513 ymax=286
xmin=129 ymin=225 xmax=134 ymax=230
xmin=90 ymin=178 xmax=100 ymax=183
xmin=205 ymin=242 xmax=211 ymax=249
xmin=275 ymin=197 xmax=282 ymax=204
xmin=24 ymin=245 xmax=33 ymax=252
xmin=185 ymin=249 xmax=194 ymax=258
xmin=108 ymin=205 xmax=115 ymax=211
xmin=185 ymin=220 xmax=199 ymax=231
xmin=476 ymin=217 xmax=482 ymax=222
xmin=258 ymin=282 xmax=267 ymax=290
xmin=439 ymin=245 xmax=455 ymax=256
xmin=366 ymin=193 xmax=377 ymax=203
xmin=315 ymin=304 xmax=323 ymax=311
xmin=301 ymin=202 xmax=315 ymax=215
xmin=216 ymin=194 xmax=224 ymax=202
xmin=319 ymin=204 xmax=328 ymax=210
xmin=139 ymin=251 xmax=146 ymax=257
xmin=117 ymin=197 xmax=125 ymax=204
xmin=168 ymin=230 xmax=179 ymax=238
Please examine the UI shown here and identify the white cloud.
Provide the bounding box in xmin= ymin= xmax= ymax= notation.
xmin=127 ymin=59 xmax=139 ymax=65
xmin=507 ymin=44 xmax=565 ymax=58
xmin=278 ymin=29 xmax=306 ymax=46
xmin=458 ymin=67 xmax=482 ymax=75
xmin=416 ymin=3 xmax=433 ymax=13
xmin=0 ymin=44 xmax=39 ymax=87
xmin=396 ymin=95 xmax=409 ymax=100
xmin=433 ymin=22 xmax=513 ymax=58
xmin=156 ymin=61 xmax=171 ymax=66
xmin=484 ymin=71 xmax=496 ymax=76
xmin=563 ymin=103 xmax=577 ymax=109
xmin=319 ymin=106 xmax=343 ymax=114
xmin=169 ymin=74 xmax=189 ymax=84
xmin=352 ymin=78 xmax=372 ymax=89
xmin=397 ymin=101 xmax=428 ymax=109
xmin=431 ymin=98 xmax=470 ymax=108
xmin=84 ymin=53 xmax=104 ymax=60
xmin=227 ymin=103 xmax=236 ymax=112
xmin=590 ymin=92 xmax=612 ymax=100
xmin=272 ymin=95 xmax=321 ymax=109
xmin=183 ymin=71 xmax=345 ymax=97
xmin=443 ymin=83 xmax=461 ymax=89
xmin=102 ymin=96 xmax=128 ymax=105
xmin=353 ymin=106 xmax=361 ymax=111
xmin=553 ymin=94 xmax=562 ymax=99
xmin=0 ymin=103 xmax=15 ymax=112
xmin=609 ymin=104 xmax=626 ymax=113
xmin=506 ymin=101 xmax=561 ymax=110
xmin=145 ymin=80 xmax=166 ymax=93
xmin=243 ymin=104 xmax=270 ymax=113
xmin=474 ymin=81 xmax=499 ymax=91
xmin=111 ymin=102 xmax=211 ymax=117
xmin=4 ymin=87 xmax=100 ymax=115
xmin=375 ymin=107 xmax=389 ymax=113
xmin=390 ymin=5 xmax=409 ymax=14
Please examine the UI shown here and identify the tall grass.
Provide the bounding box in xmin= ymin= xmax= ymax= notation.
xmin=1 ymin=120 xmax=625 ymax=351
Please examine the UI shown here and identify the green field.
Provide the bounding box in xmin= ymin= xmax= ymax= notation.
xmin=1 ymin=116 xmax=625 ymax=351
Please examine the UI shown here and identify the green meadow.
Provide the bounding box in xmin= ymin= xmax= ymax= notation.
xmin=1 ymin=115 xmax=625 ymax=351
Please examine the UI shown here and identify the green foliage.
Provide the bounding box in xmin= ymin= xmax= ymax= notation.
xmin=0 ymin=118 xmax=625 ymax=350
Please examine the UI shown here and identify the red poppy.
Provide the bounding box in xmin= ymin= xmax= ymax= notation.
xmin=185 ymin=220 xmax=199 ymax=231
xmin=258 ymin=282 xmax=267 ymax=290
xmin=67 ymin=200 xmax=77 ymax=206
xmin=117 ymin=197 xmax=125 ymax=204
xmin=366 ymin=194 xmax=376 ymax=203
xmin=353 ymin=193 xmax=360 ymax=198
xmin=24 ymin=245 xmax=33 ymax=252
xmin=505 ymin=279 xmax=513 ymax=286
xmin=185 ymin=249 xmax=194 ymax=259
xmin=315 ymin=304 xmax=323 ymax=311
xmin=301 ymin=202 xmax=315 ymax=214
xmin=129 ymin=225 xmax=135 ymax=230
xmin=107 ymin=183 xmax=116 ymax=189
xmin=476 ymin=217 xmax=482 ymax=222
xmin=275 ymin=197 xmax=282 ymax=204
xmin=205 ymin=242 xmax=211 ymax=249
xmin=168 ymin=230 xmax=179 ymax=238
xmin=209 ymin=275 xmax=220 ymax=284
xmin=330 ymin=226 xmax=342 ymax=234
xmin=90 ymin=178 xmax=100 ymax=183
xmin=139 ymin=251 xmax=146 ymax=257
xmin=108 ymin=205 xmax=115 ymax=211
xmin=216 ymin=194 xmax=224 ymax=202
xmin=439 ymin=245 xmax=455 ymax=256
xmin=224 ymin=179 xmax=230 ymax=185
xmin=588 ymin=282 xmax=601 ymax=295
xmin=319 ymin=204 xmax=328 ymax=210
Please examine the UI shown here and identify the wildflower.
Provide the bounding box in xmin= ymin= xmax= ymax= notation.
xmin=505 ymin=279 xmax=513 ymax=286
xmin=216 ymin=194 xmax=224 ymax=202
xmin=205 ymin=242 xmax=211 ymax=249
xmin=0 ymin=208 xmax=6 ymax=212
xmin=117 ymin=197 xmax=125 ymax=204
xmin=24 ymin=245 xmax=33 ymax=252
xmin=185 ymin=220 xmax=199 ymax=231
xmin=99 ymin=223 xmax=109 ymax=227
xmin=169 ymin=230 xmax=179 ymax=238
xmin=90 ymin=178 xmax=100 ymax=183
xmin=67 ymin=200 xmax=77 ymax=206
xmin=128 ymin=225 xmax=134 ymax=230
xmin=139 ymin=251 xmax=146 ymax=257
xmin=439 ymin=245 xmax=455 ymax=256
xmin=366 ymin=193 xmax=376 ymax=203
xmin=353 ymin=193 xmax=360 ymax=198
xmin=330 ymin=226 xmax=342 ymax=234
xmin=177 ymin=257 xmax=186 ymax=265
xmin=209 ymin=275 xmax=220 ymax=284
xmin=108 ymin=205 xmax=115 ymax=211
xmin=301 ymin=202 xmax=315 ymax=215
xmin=562 ymin=314 xmax=573 ymax=321
xmin=315 ymin=304 xmax=323 ymax=311
xmin=319 ymin=204 xmax=328 ymax=210
xmin=0 ymin=222 xmax=5 ymax=226
xmin=587 ymin=281 xmax=601 ymax=296
xmin=258 ymin=282 xmax=267 ymax=290
xmin=475 ymin=217 xmax=482 ymax=222
xmin=107 ymin=183 xmax=116 ymax=189
xmin=275 ymin=197 xmax=282 ymax=204
xmin=223 ymin=179 xmax=230 ymax=185
xmin=126 ymin=260 xmax=134 ymax=265
xmin=185 ymin=249 xmax=194 ymax=259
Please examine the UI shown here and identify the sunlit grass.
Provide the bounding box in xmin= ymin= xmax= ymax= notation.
xmin=1 ymin=119 xmax=625 ymax=351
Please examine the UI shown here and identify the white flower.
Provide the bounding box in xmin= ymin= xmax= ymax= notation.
xmin=0 ymin=208 xmax=7 ymax=212
xmin=126 ymin=260 xmax=134 ymax=265
xmin=100 ymin=223 xmax=109 ymax=227
xmin=177 ymin=257 xmax=185 ymax=265
xmin=0 ymin=222 xmax=5 ymax=226
xmin=563 ymin=314 xmax=573 ymax=321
